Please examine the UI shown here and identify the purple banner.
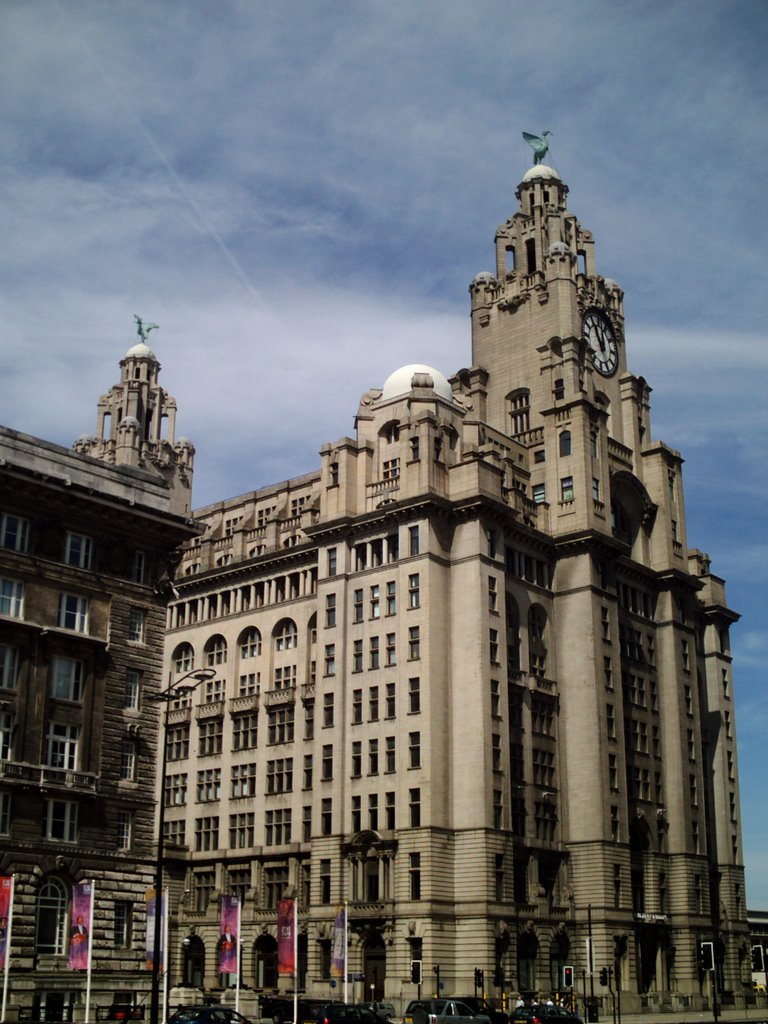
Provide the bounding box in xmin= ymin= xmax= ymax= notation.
xmin=330 ymin=904 xmax=345 ymax=978
xmin=219 ymin=895 xmax=239 ymax=974
xmin=0 ymin=876 xmax=12 ymax=970
xmin=145 ymin=888 xmax=166 ymax=971
xmin=68 ymin=881 xmax=92 ymax=970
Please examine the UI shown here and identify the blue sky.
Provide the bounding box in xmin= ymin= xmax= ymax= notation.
xmin=1 ymin=1 xmax=766 ymax=903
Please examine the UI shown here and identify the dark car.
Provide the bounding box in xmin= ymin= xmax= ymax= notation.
xmin=262 ymin=999 xmax=330 ymax=1024
xmin=510 ymin=1007 xmax=582 ymax=1024
xmin=166 ymin=1010 xmax=255 ymax=1024
xmin=452 ymin=998 xmax=508 ymax=1024
xmin=403 ymin=1000 xmax=491 ymax=1024
xmin=315 ymin=1004 xmax=394 ymax=1024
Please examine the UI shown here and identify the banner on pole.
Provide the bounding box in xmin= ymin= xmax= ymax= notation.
xmin=68 ymin=882 xmax=92 ymax=970
xmin=219 ymin=895 xmax=239 ymax=974
xmin=330 ymin=904 xmax=346 ymax=978
xmin=0 ymin=876 xmax=12 ymax=969
xmin=276 ymin=899 xmax=295 ymax=976
xmin=145 ymin=888 xmax=166 ymax=971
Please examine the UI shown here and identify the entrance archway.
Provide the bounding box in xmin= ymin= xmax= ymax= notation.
xmin=255 ymin=934 xmax=278 ymax=990
xmin=183 ymin=935 xmax=205 ymax=987
xmin=363 ymin=934 xmax=386 ymax=1001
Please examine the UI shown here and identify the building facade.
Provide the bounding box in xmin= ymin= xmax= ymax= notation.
xmin=160 ymin=164 xmax=749 ymax=1014
xmin=0 ymin=338 xmax=197 ymax=1021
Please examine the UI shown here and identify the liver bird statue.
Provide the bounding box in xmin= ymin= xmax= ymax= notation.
xmin=134 ymin=314 xmax=159 ymax=342
xmin=522 ymin=130 xmax=552 ymax=165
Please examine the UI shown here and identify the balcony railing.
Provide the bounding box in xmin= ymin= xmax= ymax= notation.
xmin=264 ymin=686 xmax=297 ymax=707
xmin=0 ymin=761 xmax=98 ymax=793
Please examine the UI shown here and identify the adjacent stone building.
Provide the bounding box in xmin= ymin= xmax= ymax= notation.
xmin=160 ymin=162 xmax=749 ymax=1014
xmin=0 ymin=338 xmax=197 ymax=1020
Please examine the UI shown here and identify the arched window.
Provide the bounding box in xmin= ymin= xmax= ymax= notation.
xmin=239 ymin=627 xmax=261 ymax=659
xmin=205 ymin=635 xmax=227 ymax=666
xmin=173 ymin=643 xmax=194 ymax=675
xmin=274 ymin=620 xmax=298 ymax=652
xmin=380 ymin=421 xmax=400 ymax=444
xmin=507 ymin=389 xmax=530 ymax=436
xmin=35 ymin=877 xmax=69 ymax=954
xmin=559 ymin=430 xmax=571 ymax=457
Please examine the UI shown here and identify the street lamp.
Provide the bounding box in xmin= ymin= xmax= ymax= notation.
xmin=147 ymin=667 xmax=216 ymax=1024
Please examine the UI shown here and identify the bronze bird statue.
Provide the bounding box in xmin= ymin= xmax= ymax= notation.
xmin=522 ymin=130 xmax=552 ymax=165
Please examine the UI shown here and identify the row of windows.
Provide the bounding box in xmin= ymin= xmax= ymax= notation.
xmin=166 ymin=787 xmax=424 ymax=853
xmin=0 ymin=714 xmax=140 ymax=780
xmin=0 ymin=581 xmax=147 ymax=642
xmin=32 ymin=876 xmax=136 ymax=954
xmin=0 ymin=649 xmax=143 ymax=711
xmin=0 ymin=794 xmax=133 ymax=850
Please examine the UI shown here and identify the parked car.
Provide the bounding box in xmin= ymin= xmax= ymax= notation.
xmin=510 ymin=1007 xmax=582 ymax=1024
xmin=263 ymin=999 xmax=330 ymax=1024
xmin=404 ymin=1000 xmax=492 ymax=1024
xmin=167 ymin=1010 xmax=255 ymax=1024
xmin=315 ymin=1004 xmax=394 ymax=1024
xmin=451 ymin=998 xmax=508 ymax=1024
xmin=363 ymin=1004 xmax=396 ymax=1022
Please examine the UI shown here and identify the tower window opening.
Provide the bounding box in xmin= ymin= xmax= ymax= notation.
xmin=526 ymin=239 xmax=537 ymax=274
xmin=506 ymin=246 xmax=516 ymax=273
xmin=577 ymin=250 xmax=587 ymax=276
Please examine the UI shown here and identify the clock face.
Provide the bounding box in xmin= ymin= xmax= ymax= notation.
xmin=583 ymin=308 xmax=619 ymax=376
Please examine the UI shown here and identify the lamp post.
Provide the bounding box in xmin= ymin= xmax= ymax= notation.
xmin=147 ymin=667 xmax=216 ymax=1024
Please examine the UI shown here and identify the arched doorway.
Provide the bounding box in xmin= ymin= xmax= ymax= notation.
xmin=183 ymin=936 xmax=205 ymax=987
xmin=363 ymin=934 xmax=386 ymax=1001
xmin=518 ymin=927 xmax=539 ymax=995
xmin=255 ymin=934 xmax=278 ymax=990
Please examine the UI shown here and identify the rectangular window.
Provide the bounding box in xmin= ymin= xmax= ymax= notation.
xmin=351 ymin=741 xmax=362 ymax=778
xmin=65 ymin=532 xmax=92 ymax=569
xmin=370 ymin=585 xmax=380 ymax=620
xmin=1 ymin=514 xmax=29 ymax=552
xmin=120 ymin=740 xmax=138 ymax=781
xmin=194 ymin=816 xmax=219 ymax=851
xmin=164 ymin=773 xmax=188 ymax=806
xmin=325 ymin=593 xmax=336 ymax=628
xmin=408 ymin=573 xmax=420 ymax=609
xmin=368 ymin=793 xmax=379 ymax=830
xmin=489 ymin=628 xmax=500 ymax=664
xmin=385 ymin=681 xmax=396 ymax=717
xmin=124 ymin=669 xmax=141 ymax=710
xmin=266 ymin=758 xmax=293 ymax=794
xmin=352 ymin=689 xmax=363 ymax=724
xmin=409 ymin=852 xmax=421 ymax=900
xmin=592 ymin=478 xmax=601 ymax=501
xmin=117 ymin=809 xmax=132 ymax=849
xmin=369 ymin=686 xmax=379 ymax=721
xmin=369 ymin=636 xmax=380 ymax=670
xmin=352 ymin=639 xmax=363 ymax=673
xmin=408 ymin=677 xmax=421 ymax=714
xmin=382 ymin=458 xmax=399 ymax=480
xmin=324 ymin=644 xmax=336 ymax=676
xmin=302 ymin=753 xmax=314 ymax=789
xmin=532 ymin=483 xmax=546 ymax=505
xmin=385 ymin=735 xmax=396 ymax=773
xmin=167 ymin=724 xmax=190 ymax=761
xmin=131 ymin=549 xmax=146 ymax=584
xmin=353 ymin=589 xmax=364 ymax=623
xmin=198 ymin=719 xmax=223 ymax=756
xmin=163 ymin=819 xmax=186 ymax=846
xmin=304 ymin=701 xmax=314 ymax=740
xmin=368 ymin=738 xmax=379 ymax=775
xmin=302 ymin=804 xmax=312 ymax=842
xmin=321 ymin=798 xmax=332 ymax=836
xmin=323 ymin=692 xmax=334 ymax=727
xmin=408 ymin=626 xmax=420 ymax=660
xmin=408 ymin=525 xmax=420 ymax=556
xmin=0 ymin=579 xmax=24 ymax=619
xmin=320 ymin=860 xmax=331 ymax=904
xmin=322 ymin=744 xmax=333 ymax=781
xmin=327 ymin=547 xmax=337 ymax=576
xmin=409 ymin=731 xmax=421 ymax=769
xmin=57 ymin=593 xmax=88 ymax=632
xmin=386 ymin=581 xmax=397 ymax=615
xmin=46 ymin=722 xmax=79 ymax=770
xmin=488 ymin=576 xmax=498 ymax=611
xmin=114 ymin=901 xmax=132 ymax=948
xmin=385 ymin=790 xmax=395 ymax=830
xmin=229 ymin=812 xmax=255 ymax=849
xmin=409 ymin=787 xmax=421 ymax=827
xmin=561 ymin=476 xmax=574 ymax=502
xmin=0 ymin=713 xmax=13 ymax=761
xmin=233 ymin=713 xmax=258 ymax=750
xmin=352 ymin=794 xmax=362 ymax=832
xmin=196 ymin=767 xmax=221 ymax=801
xmin=127 ymin=607 xmax=145 ymax=643
xmin=44 ymin=799 xmax=77 ymax=842
xmin=0 ymin=645 xmax=18 ymax=690
xmin=50 ymin=657 xmax=84 ymax=702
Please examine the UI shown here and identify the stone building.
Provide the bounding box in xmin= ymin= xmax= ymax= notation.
xmin=0 ymin=337 xmax=197 ymax=1020
xmin=160 ymin=163 xmax=748 ymax=1014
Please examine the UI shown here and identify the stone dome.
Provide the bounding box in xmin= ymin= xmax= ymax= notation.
xmin=381 ymin=364 xmax=453 ymax=403
xmin=125 ymin=341 xmax=157 ymax=361
xmin=472 ymin=270 xmax=496 ymax=284
xmin=522 ymin=164 xmax=560 ymax=182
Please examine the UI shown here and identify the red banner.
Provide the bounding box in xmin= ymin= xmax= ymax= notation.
xmin=68 ymin=881 xmax=92 ymax=970
xmin=276 ymin=898 xmax=295 ymax=976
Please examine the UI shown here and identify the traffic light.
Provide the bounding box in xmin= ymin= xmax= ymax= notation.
xmin=474 ymin=968 xmax=484 ymax=989
xmin=493 ymin=966 xmax=503 ymax=987
xmin=411 ymin=959 xmax=423 ymax=985
xmin=599 ymin=968 xmax=609 ymax=986
xmin=563 ymin=966 xmax=574 ymax=988
xmin=700 ymin=942 xmax=715 ymax=972
xmin=752 ymin=945 xmax=765 ymax=972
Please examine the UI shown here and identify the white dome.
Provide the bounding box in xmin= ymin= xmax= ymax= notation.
xmin=522 ymin=164 xmax=560 ymax=182
xmin=381 ymin=364 xmax=453 ymax=403
xmin=125 ymin=341 xmax=157 ymax=360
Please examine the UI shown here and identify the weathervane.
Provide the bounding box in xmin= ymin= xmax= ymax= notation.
xmin=134 ymin=314 xmax=159 ymax=342
xmin=522 ymin=130 xmax=552 ymax=165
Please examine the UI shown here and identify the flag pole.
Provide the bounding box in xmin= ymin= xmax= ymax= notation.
xmin=162 ymin=894 xmax=170 ymax=1024
xmin=1 ymin=875 xmax=15 ymax=1023
xmin=235 ymin=898 xmax=242 ymax=1014
xmin=293 ymin=897 xmax=298 ymax=1024
xmin=84 ymin=881 xmax=96 ymax=1024
xmin=343 ymin=901 xmax=348 ymax=1005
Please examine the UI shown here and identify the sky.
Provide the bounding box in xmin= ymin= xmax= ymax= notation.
xmin=1 ymin=1 xmax=767 ymax=903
